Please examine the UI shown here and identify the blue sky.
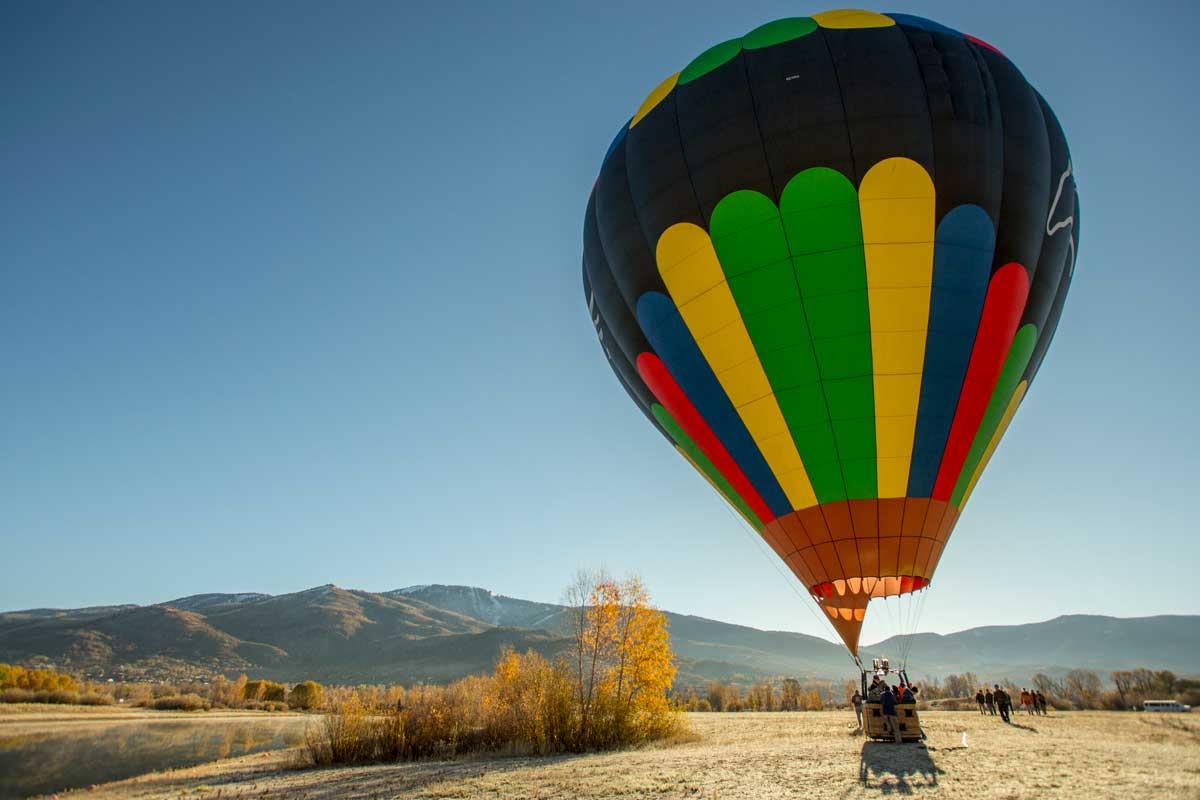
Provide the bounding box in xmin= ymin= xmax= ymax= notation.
xmin=3 ymin=1 xmax=1197 ymax=644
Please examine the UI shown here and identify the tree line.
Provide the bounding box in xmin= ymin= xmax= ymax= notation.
xmin=671 ymin=667 xmax=1198 ymax=713
xmin=0 ymin=662 xmax=325 ymax=711
xmin=675 ymin=679 xmax=832 ymax=711
xmin=921 ymin=668 xmax=1197 ymax=710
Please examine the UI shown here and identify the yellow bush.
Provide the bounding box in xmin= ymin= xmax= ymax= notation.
xmin=0 ymin=663 xmax=78 ymax=693
xmin=306 ymin=572 xmax=684 ymax=766
xmin=243 ymin=679 xmax=286 ymax=702
xmin=288 ymin=681 xmax=325 ymax=710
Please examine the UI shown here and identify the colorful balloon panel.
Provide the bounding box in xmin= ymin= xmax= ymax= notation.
xmin=582 ymin=10 xmax=1078 ymax=654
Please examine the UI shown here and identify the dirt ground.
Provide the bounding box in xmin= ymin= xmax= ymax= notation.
xmin=39 ymin=710 xmax=1200 ymax=799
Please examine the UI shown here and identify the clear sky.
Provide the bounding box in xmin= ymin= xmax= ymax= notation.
xmin=3 ymin=1 xmax=1197 ymax=645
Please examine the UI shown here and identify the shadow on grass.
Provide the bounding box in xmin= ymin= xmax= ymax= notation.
xmin=1005 ymin=720 xmax=1040 ymax=733
xmin=859 ymin=741 xmax=942 ymax=795
xmin=1140 ymin=716 xmax=1200 ymax=743
xmin=281 ymin=751 xmax=595 ymax=800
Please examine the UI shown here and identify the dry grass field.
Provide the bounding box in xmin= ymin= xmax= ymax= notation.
xmin=36 ymin=710 xmax=1200 ymax=799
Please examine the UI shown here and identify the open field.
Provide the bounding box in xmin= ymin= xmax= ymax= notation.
xmin=26 ymin=710 xmax=1200 ymax=799
xmin=0 ymin=702 xmax=302 ymax=724
xmin=0 ymin=706 xmax=311 ymax=798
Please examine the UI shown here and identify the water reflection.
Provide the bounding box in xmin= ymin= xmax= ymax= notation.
xmin=0 ymin=715 xmax=312 ymax=798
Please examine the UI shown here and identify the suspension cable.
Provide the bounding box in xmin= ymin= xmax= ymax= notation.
xmin=903 ymin=586 xmax=931 ymax=670
xmin=710 ymin=500 xmax=858 ymax=668
xmin=880 ymin=586 xmax=898 ymax=653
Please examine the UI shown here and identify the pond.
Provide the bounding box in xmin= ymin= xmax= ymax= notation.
xmin=0 ymin=713 xmax=313 ymax=798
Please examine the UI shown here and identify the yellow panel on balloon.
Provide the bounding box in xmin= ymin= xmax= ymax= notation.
xmin=859 ymin=158 xmax=935 ymax=498
xmin=812 ymin=9 xmax=894 ymax=29
xmin=657 ymin=224 xmax=720 ymax=305
xmin=630 ymin=73 xmax=679 ymax=128
xmin=657 ymin=223 xmax=818 ymax=510
xmin=755 ymin=431 xmax=807 ymax=475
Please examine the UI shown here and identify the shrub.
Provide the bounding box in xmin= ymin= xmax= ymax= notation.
xmin=305 ymin=572 xmax=685 ymax=766
xmin=244 ymin=679 xmax=287 ymax=703
xmin=0 ymin=688 xmax=32 ymax=703
xmin=288 ymin=681 xmax=325 ymax=710
xmin=207 ymin=675 xmax=247 ymax=708
xmin=151 ymin=694 xmax=209 ymax=711
xmin=0 ymin=688 xmax=83 ymax=705
xmin=0 ymin=663 xmax=78 ymax=693
xmin=927 ymin=698 xmax=971 ymax=711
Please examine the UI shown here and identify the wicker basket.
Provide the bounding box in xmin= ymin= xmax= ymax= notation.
xmin=863 ymin=701 xmax=922 ymax=741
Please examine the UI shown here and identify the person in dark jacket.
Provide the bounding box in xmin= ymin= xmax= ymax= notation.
xmin=976 ymin=689 xmax=986 ymax=714
xmin=994 ymin=685 xmax=1011 ymax=722
xmin=985 ymin=688 xmax=996 ymax=715
xmin=881 ymin=684 xmax=902 ymax=743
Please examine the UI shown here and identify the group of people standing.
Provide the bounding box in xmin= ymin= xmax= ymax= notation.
xmin=976 ymin=685 xmax=1048 ymax=722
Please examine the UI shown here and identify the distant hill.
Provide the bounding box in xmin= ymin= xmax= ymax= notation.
xmin=386 ymin=585 xmax=565 ymax=630
xmin=870 ymin=614 xmax=1200 ymax=679
xmin=1 ymin=584 xmax=1195 ymax=686
xmin=394 ymin=585 xmax=852 ymax=680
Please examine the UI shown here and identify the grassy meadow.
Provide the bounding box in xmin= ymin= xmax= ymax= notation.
xmin=22 ymin=709 xmax=1196 ymax=799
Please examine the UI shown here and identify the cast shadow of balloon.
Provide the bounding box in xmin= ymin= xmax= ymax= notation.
xmin=858 ymin=742 xmax=943 ymax=794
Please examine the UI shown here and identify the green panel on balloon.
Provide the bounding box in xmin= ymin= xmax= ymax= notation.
xmin=840 ymin=459 xmax=878 ymax=499
xmin=805 ymin=461 xmax=847 ymax=499
xmin=710 ymin=189 xmax=838 ymax=502
xmin=712 ymin=191 xmax=791 ymax=276
xmin=780 ymin=168 xmax=877 ymax=500
xmin=788 ymin=420 xmax=840 ymax=465
xmin=742 ymin=17 xmax=818 ymax=50
xmin=651 ymin=404 xmax=761 ymax=530
xmin=708 ymin=169 xmax=879 ymax=503
xmin=727 ymin=262 xmax=799 ymax=314
xmin=741 ymin=301 xmax=805 ymax=349
xmin=757 ymin=343 xmax=820 ymax=390
xmin=804 ymin=291 xmax=871 ymax=338
xmin=824 ymin=377 xmax=875 ymax=420
xmin=679 ymin=39 xmax=743 ymax=85
xmin=812 ymin=334 xmax=873 ymax=381
xmin=950 ymin=324 xmax=1039 ymax=506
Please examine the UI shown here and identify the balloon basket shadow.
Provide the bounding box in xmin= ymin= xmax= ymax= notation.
xmin=859 ymin=739 xmax=943 ymax=791
xmin=863 ymin=702 xmax=924 ymax=742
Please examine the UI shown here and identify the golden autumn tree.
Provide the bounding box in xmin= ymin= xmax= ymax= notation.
xmin=563 ymin=570 xmax=679 ymax=749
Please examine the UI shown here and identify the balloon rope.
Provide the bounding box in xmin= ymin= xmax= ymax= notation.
xmin=896 ymin=593 xmax=909 ymax=668
xmin=901 ymin=587 xmax=930 ymax=670
xmin=903 ymin=590 xmax=920 ymax=669
xmin=881 ymin=589 xmax=898 ymax=654
xmin=712 ymin=501 xmax=858 ymax=666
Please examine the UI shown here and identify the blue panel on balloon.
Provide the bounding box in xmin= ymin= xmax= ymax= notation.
xmin=637 ymin=291 xmax=792 ymax=518
xmin=908 ymin=205 xmax=995 ymax=497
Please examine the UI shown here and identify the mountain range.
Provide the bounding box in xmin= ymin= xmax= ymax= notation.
xmin=1 ymin=584 xmax=1195 ymax=686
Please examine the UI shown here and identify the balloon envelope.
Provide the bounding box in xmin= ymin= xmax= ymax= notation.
xmin=582 ymin=10 xmax=1078 ymax=654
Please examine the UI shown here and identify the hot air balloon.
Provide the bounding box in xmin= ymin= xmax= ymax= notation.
xmin=582 ymin=10 xmax=1077 ymax=659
